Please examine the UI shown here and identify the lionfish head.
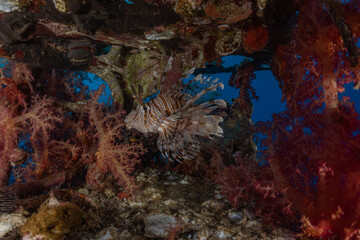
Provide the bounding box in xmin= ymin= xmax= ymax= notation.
xmin=125 ymin=103 xmax=157 ymax=134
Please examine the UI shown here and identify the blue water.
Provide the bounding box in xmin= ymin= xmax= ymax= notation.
xmin=83 ymin=56 xmax=358 ymax=123
xmin=82 ymin=73 xmax=112 ymax=104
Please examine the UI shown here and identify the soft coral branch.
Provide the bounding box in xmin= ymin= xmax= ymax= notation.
xmin=0 ymin=63 xmax=62 ymax=184
xmin=87 ymin=87 xmax=146 ymax=192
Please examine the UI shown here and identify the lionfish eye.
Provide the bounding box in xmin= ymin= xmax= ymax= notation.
xmin=142 ymin=105 xmax=148 ymax=111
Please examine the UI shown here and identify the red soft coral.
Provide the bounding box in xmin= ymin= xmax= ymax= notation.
xmin=257 ymin=0 xmax=360 ymax=238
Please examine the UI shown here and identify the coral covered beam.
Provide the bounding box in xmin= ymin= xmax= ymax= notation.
xmin=322 ymin=0 xmax=360 ymax=67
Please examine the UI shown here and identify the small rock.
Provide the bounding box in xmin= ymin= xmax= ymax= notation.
xmin=214 ymin=193 xmax=224 ymax=200
xmin=164 ymin=199 xmax=177 ymax=206
xmin=243 ymin=209 xmax=256 ymax=220
xmin=213 ymin=229 xmax=231 ymax=239
xmin=201 ymin=200 xmax=211 ymax=207
xmin=179 ymin=177 xmax=190 ymax=184
xmin=0 ymin=213 xmax=26 ymax=238
xmin=193 ymin=229 xmax=210 ymax=240
xmin=136 ymin=173 xmax=147 ymax=182
xmin=129 ymin=201 xmax=147 ymax=209
xmin=167 ymin=174 xmax=178 ymax=181
xmin=104 ymin=189 xmax=115 ymax=198
xmin=92 ymin=225 xmax=119 ymax=240
xmin=180 ymin=215 xmax=190 ymax=224
xmin=202 ymin=199 xmax=223 ymax=211
xmin=144 ymin=214 xmax=182 ymax=238
xmin=177 ymin=198 xmax=186 ymax=203
xmin=150 ymin=193 xmax=162 ymax=199
xmin=228 ymin=211 xmax=246 ymax=224
xmin=119 ymin=229 xmax=133 ymax=238
xmin=148 ymin=174 xmax=159 ymax=183
xmin=144 ymin=187 xmax=161 ymax=195
xmin=200 ymin=208 xmax=213 ymax=217
xmin=144 ymin=187 xmax=162 ymax=200
xmin=243 ymin=220 xmax=262 ymax=230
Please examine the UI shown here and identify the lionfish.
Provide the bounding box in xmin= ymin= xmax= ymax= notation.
xmin=125 ymin=74 xmax=226 ymax=162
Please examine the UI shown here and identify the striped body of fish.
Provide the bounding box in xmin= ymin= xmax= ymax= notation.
xmin=125 ymin=74 xmax=226 ymax=162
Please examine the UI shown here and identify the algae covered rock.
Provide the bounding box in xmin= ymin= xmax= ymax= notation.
xmin=0 ymin=213 xmax=26 ymax=238
xmin=21 ymin=197 xmax=85 ymax=240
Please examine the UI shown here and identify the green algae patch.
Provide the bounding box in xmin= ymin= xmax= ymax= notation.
xmin=123 ymin=49 xmax=165 ymax=102
xmin=21 ymin=199 xmax=85 ymax=240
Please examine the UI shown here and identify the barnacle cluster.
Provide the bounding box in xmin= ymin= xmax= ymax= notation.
xmin=215 ymin=30 xmax=242 ymax=56
xmin=205 ymin=0 xmax=253 ymax=24
xmin=174 ymin=0 xmax=204 ymax=22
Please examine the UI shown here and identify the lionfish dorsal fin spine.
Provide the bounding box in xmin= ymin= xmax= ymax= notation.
xmin=177 ymin=82 xmax=224 ymax=114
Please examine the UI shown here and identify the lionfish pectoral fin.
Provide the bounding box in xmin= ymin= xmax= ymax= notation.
xmin=157 ymin=125 xmax=200 ymax=162
xmin=157 ymin=114 xmax=183 ymax=162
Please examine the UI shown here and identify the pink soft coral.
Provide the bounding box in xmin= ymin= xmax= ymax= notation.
xmin=0 ymin=63 xmax=62 ymax=184
xmin=86 ymin=87 xmax=146 ymax=193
